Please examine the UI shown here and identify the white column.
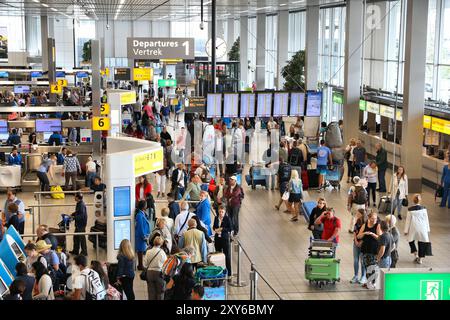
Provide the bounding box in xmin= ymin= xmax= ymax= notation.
xmin=305 ymin=0 xmax=319 ymax=90
xmin=343 ymin=0 xmax=363 ymax=144
xmin=41 ymin=16 xmax=49 ymax=71
xmin=227 ymin=18 xmax=235 ymax=54
xmin=255 ymin=13 xmax=266 ymax=90
xmin=402 ymin=0 xmax=428 ymax=192
xmin=277 ymin=10 xmax=289 ymax=90
xmin=240 ymin=17 xmax=249 ymax=88
xmin=217 ymin=19 xmax=225 ymax=39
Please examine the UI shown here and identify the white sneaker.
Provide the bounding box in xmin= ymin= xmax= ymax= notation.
xmin=350 ymin=276 xmax=359 ymax=284
xmin=359 ymin=277 xmax=367 ymax=284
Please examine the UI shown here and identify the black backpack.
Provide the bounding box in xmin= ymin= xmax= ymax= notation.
xmin=289 ymin=148 xmax=303 ymax=167
xmin=353 ymin=186 xmax=367 ymax=205
xmin=279 ymin=163 xmax=292 ymax=182
xmin=142 ymin=112 xmax=150 ymax=127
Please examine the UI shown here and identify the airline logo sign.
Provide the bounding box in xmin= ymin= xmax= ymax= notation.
xmin=127 ymin=38 xmax=195 ymax=60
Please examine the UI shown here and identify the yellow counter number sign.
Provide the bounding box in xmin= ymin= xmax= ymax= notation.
xmin=57 ymin=79 xmax=68 ymax=87
xmin=50 ymin=84 xmax=62 ymax=94
xmin=100 ymin=103 xmax=110 ymax=115
xmin=92 ymin=117 xmax=110 ymax=131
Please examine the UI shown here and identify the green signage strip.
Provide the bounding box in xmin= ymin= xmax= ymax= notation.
xmin=158 ymin=79 xmax=177 ymax=87
xmin=332 ymin=92 xmax=344 ymax=105
xmin=359 ymin=99 xmax=367 ymax=111
xmin=384 ymin=272 xmax=450 ymax=300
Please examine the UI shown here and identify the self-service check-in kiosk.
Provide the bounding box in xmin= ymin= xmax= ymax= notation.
xmin=0 ymin=259 xmax=14 ymax=287
xmin=0 ymin=275 xmax=8 ymax=299
xmin=0 ymin=235 xmax=26 ymax=277
xmin=5 ymin=226 xmax=25 ymax=252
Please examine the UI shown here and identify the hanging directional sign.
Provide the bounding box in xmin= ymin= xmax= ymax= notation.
xmin=57 ymin=79 xmax=68 ymax=87
xmin=92 ymin=117 xmax=110 ymax=131
xmin=100 ymin=103 xmax=110 ymax=115
xmin=50 ymin=83 xmax=62 ymax=94
xmin=127 ymin=37 xmax=195 ymax=60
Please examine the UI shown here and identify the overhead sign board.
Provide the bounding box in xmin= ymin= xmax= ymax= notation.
xmin=423 ymin=115 xmax=432 ymax=129
xmin=50 ymin=83 xmax=62 ymax=94
xmin=431 ymin=117 xmax=450 ymax=135
xmin=379 ymin=104 xmax=395 ymax=119
xmin=359 ymin=100 xmax=367 ymax=111
xmin=332 ymin=92 xmax=344 ymax=105
xmin=114 ymin=68 xmax=131 ymax=81
xmin=366 ymin=102 xmax=380 ymax=115
xmin=133 ymin=68 xmax=153 ymax=81
xmin=127 ymin=37 xmax=195 ymax=60
xmin=134 ymin=148 xmax=164 ymax=177
xmin=158 ymin=79 xmax=177 ymax=87
xmin=120 ymin=91 xmax=136 ymax=105
xmin=92 ymin=117 xmax=110 ymax=131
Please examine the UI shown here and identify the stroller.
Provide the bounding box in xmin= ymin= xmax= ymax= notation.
xmin=48 ymin=214 xmax=72 ymax=252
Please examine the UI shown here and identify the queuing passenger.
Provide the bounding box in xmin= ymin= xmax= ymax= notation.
xmin=171 ymin=163 xmax=188 ymax=200
xmin=7 ymin=146 xmax=22 ymax=165
xmin=176 ymin=127 xmax=187 ymax=161
xmin=31 ymin=261 xmax=55 ymax=300
xmin=287 ymin=170 xmax=303 ymax=222
xmin=63 ymin=149 xmax=81 ymax=191
xmin=347 ymin=176 xmax=367 ymax=233
xmin=440 ymin=161 xmax=450 ymax=208
xmin=167 ymin=193 xmax=180 ymax=220
xmin=166 ymin=263 xmax=196 ymax=300
xmin=316 ymin=140 xmax=332 ymax=192
xmin=36 ymin=224 xmax=58 ymax=250
xmin=4 ymin=279 xmax=26 ymax=300
xmin=85 ymin=156 xmax=97 ymax=188
xmin=308 ymin=198 xmax=327 ymax=240
xmin=149 ymin=218 xmax=172 ymax=254
xmin=14 ymin=262 xmax=35 ymax=300
xmin=357 ymin=211 xmax=382 ymax=289
xmin=385 ymin=215 xmax=400 ymax=268
xmin=352 ymin=140 xmax=367 ymax=177
xmin=144 ymin=236 xmax=167 ymax=300
xmin=48 ymin=131 xmax=63 ymax=146
xmin=57 ymin=147 xmax=67 ymax=165
xmin=195 ymin=191 xmax=212 ymax=236
xmin=69 ymin=193 xmax=87 ymax=256
xmin=191 ymin=215 xmax=212 ymax=245
xmin=71 ymin=255 xmax=106 ymax=300
xmin=3 ymin=189 xmax=26 ymax=234
xmin=133 ymin=97 xmax=142 ymax=122
xmin=262 ymin=145 xmax=278 ymax=191
xmin=37 ymin=154 xmax=56 ymax=192
xmin=345 ymin=138 xmax=357 ymax=182
xmin=213 ymin=206 xmax=232 ymax=277
xmin=28 ymin=131 xmax=37 ymax=145
xmin=155 ymin=167 xmax=167 ymax=198
xmin=191 ymin=284 xmax=205 ymax=300
xmin=404 ymin=194 xmax=432 ymax=265
xmin=182 ymin=174 xmax=202 ymax=201
xmin=6 ymin=128 xmax=21 ymax=146
xmin=6 ymin=203 xmax=20 ymax=231
xmin=25 ymin=242 xmax=47 ymax=271
xmin=314 ymin=208 xmax=342 ymax=244
xmin=375 ymin=143 xmax=388 ymax=192
xmin=36 ymin=240 xmax=60 ymax=272
xmin=135 ymin=175 xmax=152 ymax=202
xmin=390 ymin=166 xmax=408 ymax=220
xmin=178 ymin=219 xmax=207 ymax=266
xmin=116 ymin=239 xmax=136 ymax=300
xmin=351 ymin=209 xmax=366 ymax=284
xmin=377 ymin=221 xmax=394 ymax=269
xmin=224 ymin=175 xmax=244 ymax=236
xmin=279 ymin=141 xmax=289 ymax=163
xmin=275 ymin=158 xmax=292 ymax=212
xmin=160 ymin=126 xmax=172 ymax=144
xmin=135 ymin=200 xmax=151 ymax=270
xmin=160 ymin=208 xmax=174 ymax=234
xmin=363 ymin=161 xmax=378 ymax=207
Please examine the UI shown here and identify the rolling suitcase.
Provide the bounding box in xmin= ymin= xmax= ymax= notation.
xmin=307 ymin=169 xmax=319 ymax=189
xmin=88 ymin=219 xmax=107 ymax=249
xmin=378 ymin=196 xmax=392 ymax=214
xmin=308 ymin=240 xmax=336 ymax=258
xmin=208 ymin=252 xmax=226 ymax=270
xmin=301 ymin=169 xmax=309 ymax=190
xmin=305 ymin=257 xmax=340 ymax=287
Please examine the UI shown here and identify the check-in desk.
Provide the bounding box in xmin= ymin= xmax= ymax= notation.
xmin=359 ymin=131 xmax=446 ymax=186
xmin=0 ymin=165 xmax=21 ymax=188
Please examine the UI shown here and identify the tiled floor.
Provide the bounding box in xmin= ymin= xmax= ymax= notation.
xmin=8 ymin=114 xmax=450 ymax=300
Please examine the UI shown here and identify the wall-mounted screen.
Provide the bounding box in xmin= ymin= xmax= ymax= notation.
xmin=206 ymin=94 xmax=222 ymax=118
xmin=290 ymin=92 xmax=306 ymax=116
xmin=114 ymin=186 xmax=131 ymax=217
xmin=35 ymin=119 xmax=62 ymax=133
xmin=240 ymin=93 xmax=256 ymax=118
xmin=114 ymin=68 xmax=131 ymax=81
xmin=223 ymin=94 xmax=239 ymax=118
xmin=114 ymin=219 xmax=131 ymax=250
xmin=0 ymin=120 xmax=8 ymax=134
xmin=13 ymin=85 xmax=30 ymax=94
xmin=273 ymin=93 xmax=289 ymax=117
xmin=257 ymin=93 xmax=272 ymax=117
xmin=306 ymin=92 xmax=322 ymax=117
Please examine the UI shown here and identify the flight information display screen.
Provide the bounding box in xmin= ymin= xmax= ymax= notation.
xmin=0 ymin=120 xmax=8 ymax=134
xmin=223 ymin=94 xmax=239 ymax=118
xmin=273 ymin=93 xmax=289 ymax=117
xmin=257 ymin=93 xmax=272 ymax=118
xmin=290 ymin=92 xmax=306 ymax=116
xmin=306 ymin=92 xmax=322 ymax=117
xmin=113 ymin=186 xmax=131 ymax=217
xmin=206 ymin=94 xmax=222 ymax=118
xmin=240 ymin=93 xmax=256 ymax=118
xmin=114 ymin=220 xmax=131 ymax=250
xmin=35 ymin=119 xmax=62 ymax=133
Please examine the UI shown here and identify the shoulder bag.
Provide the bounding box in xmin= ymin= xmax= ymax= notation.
xmin=140 ymin=249 xmax=162 ymax=281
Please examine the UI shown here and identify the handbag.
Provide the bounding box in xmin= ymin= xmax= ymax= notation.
xmin=139 ymin=249 xmax=162 ymax=281
xmin=282 ymin=191 xmax=290 ymax=201
xmin=402 ymin=197 xmax=409 ymax=207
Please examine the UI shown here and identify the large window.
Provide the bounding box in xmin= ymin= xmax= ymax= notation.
xmin=265 ymin=14 xmax=278 ymax=89
xmin=288 ymin=11 xmax=306 ymax=59
xmin=248 ymin=17 xmax=257 ymax=85
xmin=74 ymin=20 xmax=96 ymax=67
xmin=171 ymin=20 xmax=209 ymax=57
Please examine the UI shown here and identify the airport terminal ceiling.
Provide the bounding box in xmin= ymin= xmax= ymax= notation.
xmin=0 ymin=0 xmax=344 ymax=20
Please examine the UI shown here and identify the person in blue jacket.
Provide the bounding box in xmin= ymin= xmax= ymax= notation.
xmin=8 ymin=147 xmax=22 ymax=166
xmin=48 ymin=131 xmax=63 ymax=146
xmin=135 ymin=200 xmax=150 ymax=270
xmin=195 ymin=190 xmax=212 ymax=236
xmin=6 ymin=129 xmax=21 ymax=146
xmin=440 ymin=162 xmax=450 ymax=208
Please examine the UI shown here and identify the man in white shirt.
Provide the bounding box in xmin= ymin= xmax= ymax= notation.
xmin=71 ymin=255 xmax=106 ymax=300
xmin=174 ymin=201 xmax=196 ymax=239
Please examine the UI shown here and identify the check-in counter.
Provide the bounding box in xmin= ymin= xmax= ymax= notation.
xmin=359 ymin=131 xmax=446 ymax=186
xmin=0 ymin=165 xmax=21 ymax=188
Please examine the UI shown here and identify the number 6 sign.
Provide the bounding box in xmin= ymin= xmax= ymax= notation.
xmin=92 ymin=117 xmax=110 ymax=130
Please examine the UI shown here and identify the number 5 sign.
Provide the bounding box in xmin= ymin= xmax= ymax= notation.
xmin=100 ymin=103 xmax=110 ymax=115
xmin=92 ymin=117 xmax=110 ymax=131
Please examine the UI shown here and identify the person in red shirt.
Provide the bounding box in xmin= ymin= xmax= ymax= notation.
xmin=135 ymin=176 xmax=152 ymax=201
xmin=314 ymin=208 xmax=342 ymax=244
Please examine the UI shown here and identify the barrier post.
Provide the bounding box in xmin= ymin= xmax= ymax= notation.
xmin=229 ymin=242 xmax=248 ymax=287
xmin=249 ymin=264 xmax=258 ymax=300
xmin=96 ymin=234 xmax=99 ymax=260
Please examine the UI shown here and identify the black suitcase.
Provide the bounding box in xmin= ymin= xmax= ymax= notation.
xmin=307 ymin=169 xmax=320 ymax=189
xmin=88 ymin=219 xmax=107 ymax=249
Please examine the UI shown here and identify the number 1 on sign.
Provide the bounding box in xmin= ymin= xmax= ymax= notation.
xmin=182 ymin=41 xmax=189 ymax=56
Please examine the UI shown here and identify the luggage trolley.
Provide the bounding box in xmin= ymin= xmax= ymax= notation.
xmin=196 ymin=266 xmax=228 ymax=300
xmin=324 ymin=163 xmax=344 ymax=190
xmin=305 ymin=240 xmax=340 ymax=288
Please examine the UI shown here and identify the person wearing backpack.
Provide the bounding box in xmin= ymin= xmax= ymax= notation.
xmin=71 ymin=255 xmax=106 ymax=300
xmin=347 ymin=176 xmax=367 ymax=233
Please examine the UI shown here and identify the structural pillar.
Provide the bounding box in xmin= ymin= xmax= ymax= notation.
xmin=47 ymin=38 xmax=56 ymax=104
xmin=41 ymin=16 xmax=49 ymax=71
xmin=255 ymin=13 xmax=266 ymax=90
xmin=343 ymin=0 xmax=363 ymax=145
xmin=305 ymin=0 xmax=319 ymax=91
xmin=240 ymin=17 xmax=249 ymax=89
xmin=402 ymin=0 xmax=428 ymax=193
xmin=227 ymin=18 xmax=235 ymax=55
xmin=91 ymin=40 xmax=102 ymax=154
xmin=277 ymin=10 xmax=289 ymax=90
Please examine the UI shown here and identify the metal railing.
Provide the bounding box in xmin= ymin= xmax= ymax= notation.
xmin=230 ymin=239 xmax=284 ymax=300
xmin=22 ymin=231 xmax=104 ymax=260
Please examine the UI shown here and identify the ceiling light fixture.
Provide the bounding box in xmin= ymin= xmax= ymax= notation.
xmin=50 ymin=8 xmax=57 ymax=12
xmin=115 ymin=1 xmax=126 ymax=20
xmin=32 ymin=0 xmax=40 ymax=3
xmin=41 ymin=3 xmax=49 ymax=7
xmin=280 ymin=3 xmax=287 ymax=6
xmin=256 ymin=6 xmax=270 ymax=11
